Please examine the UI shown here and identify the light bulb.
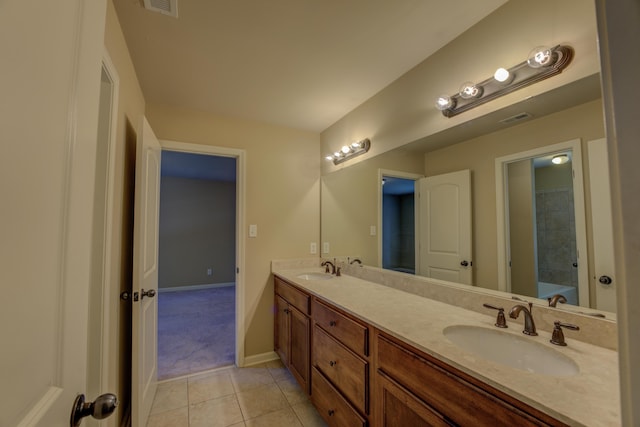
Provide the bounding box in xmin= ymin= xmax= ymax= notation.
xmin=552 ymin=154 xmax=569 ymax=165
xmin=435 ymin=95 xmax=454 ymax=111
xmin=341 ymin=146 xmax=351 ymax=154
xmin=325 ymin=155 xmax=334 ymax=161
xmin=527 ymin=46 xmax=554 ymax=68
xmin=334 ymin=151 xmax=341 ymax=157
xmin=494 ymin=67 xmax=512 ymax=83
xmin=459 ymin=82 xmax=482 ymax=99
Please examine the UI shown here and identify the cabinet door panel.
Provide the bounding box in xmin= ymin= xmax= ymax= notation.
xmin=313 ymin=299 xmax=368 ymax=356
xmin=312 ymin=367 xmax=367 ymax=427
xmin=274 ymin=295 xmax=289 ymax=365
xmin=275 ymin=277 xmax=310 ymax=314
xmin=314 ymin=325 xmax=368 ymax=414
xmin=289 ymin=306 xmax=310 ymax=392
xmin=377 ymin=371 xmax=454 ymax=427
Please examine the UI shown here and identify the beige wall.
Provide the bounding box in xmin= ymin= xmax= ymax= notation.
xmin=104 ymin=0 xmax=147 ymax=423
xmin=159 ymin=177 xmax=236 ymax=288
xmin=145 ymin=103 xmax=320 ymax=357
xmin=321 ymin=148 xmax=424 ymax=263
xmin=424 ymin=99 xmax=605 ymax=290
xmin=320 ymin=0 xmax=599 ymax=173
xmin=507 ymin=160 xmax=536 ymax=296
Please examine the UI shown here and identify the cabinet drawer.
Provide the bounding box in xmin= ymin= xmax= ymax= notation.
xmin=314 ymin=326 xmax=368 ymax=414
xmin=312 ymin=367 xmax=367 ymax=427
xmin=275 ymin=277 xmax=310 ymax=315
xmin=377 ymin=334 xmax=554 ymax=427
xmin=313 ymin=299 xmax=368 ymax=356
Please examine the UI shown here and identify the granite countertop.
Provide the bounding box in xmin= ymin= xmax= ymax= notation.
xmin=273 ymin=267 xmax=620 ymax=427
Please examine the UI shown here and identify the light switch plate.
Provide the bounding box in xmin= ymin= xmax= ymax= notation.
xmin=370 ymin=225 xmax=377 ymax=236
xmin=249 ymin=224 xmax=257 ymax=238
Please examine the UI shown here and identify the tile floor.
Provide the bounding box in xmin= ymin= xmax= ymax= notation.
xmin=146 ymin=359 xmax=327 ymax=427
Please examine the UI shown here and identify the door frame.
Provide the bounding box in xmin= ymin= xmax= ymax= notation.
xmin=495 ymin=138 xmax=589 ymax=307
xmin=160 ymin=140 xmax=247 ymax=367
xmin=377 ymin=169 xmax=423 ymax=270
xmin=88 ymin=49 xmax=120 ymax=418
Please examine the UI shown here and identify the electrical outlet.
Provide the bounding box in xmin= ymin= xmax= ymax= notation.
xmin=207 ymin=268 xmax=213 ymax=276
xmin=323 ymin=242 xmax=330 ymax=254
xmin=370 ymin=225 xmax=377 ymax=236
xmin=310 ymin=242 xmax=317 ymax=254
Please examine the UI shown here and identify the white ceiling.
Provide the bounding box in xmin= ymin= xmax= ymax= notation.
xmin=113 ymin=0 xmax=506 ymax=132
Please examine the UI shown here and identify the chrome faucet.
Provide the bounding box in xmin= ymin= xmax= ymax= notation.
xmin=509 ymin=302 xmax=538 ymax=336
xmin=548 ymin=294 xmax=567 ymax=307
xmin=321 ymin=260 xmax=336 ymax=275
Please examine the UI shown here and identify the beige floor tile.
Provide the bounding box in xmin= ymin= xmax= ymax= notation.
xmin=151 ymin=379 xmax=189 ymax=415
xmin=189 ymin=394 xmax=244 ymax=427
xmin=264 ymin=359 xmax=289 ymax=382
xmin=189 ymin=370 xmax=236 ymax=404
xmin=276 ymin=375 xmax=309 ymax=405
xmin=236 ymin=382 xmax=289 ymax=420
xmin=291 ymin=401 xmax=327 ymax=427
xmin=244 ymin=407 xmax=303 ymax=427
xmin=230 ymin=366 xmax=275 ymax=393
xmin=146 ymin=406 xmax=189 ymax=427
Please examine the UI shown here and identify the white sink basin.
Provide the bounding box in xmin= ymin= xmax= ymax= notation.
xmin=443 ymin=325 xmax=579 ymax=376
xmin=296 ymin=272 xmax=334 ymax=281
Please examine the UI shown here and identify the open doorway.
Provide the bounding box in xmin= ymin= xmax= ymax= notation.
xmin=157 ymin=151 xmax=237 ymax=379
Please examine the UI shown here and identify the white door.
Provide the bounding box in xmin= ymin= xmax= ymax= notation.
xmin=0 ymin=1 xmax=108 ymax=426
xmin=418 ymin=170 xmax=473 ymax=284
xmin=132 ymin=118 xmax=162 ymax=426
xmin=588 ymin=138 xmax=617 ymax=312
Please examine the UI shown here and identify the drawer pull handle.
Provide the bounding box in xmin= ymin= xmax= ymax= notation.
xmin=329 ymin=360 xmax=337 ymax=367
xmin=329 ymin=320 xmax=337 ymax=327
xmin=328 ymin=410 xmax=335 ymax=417
xmin=283 ymin=308 xmax=290 ymax=314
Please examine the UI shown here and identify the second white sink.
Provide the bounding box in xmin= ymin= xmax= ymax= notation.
xmin=443 ymin=325 xmax=579 ymax=376
xmin=296 ymin=272 xmax=334 ymax=281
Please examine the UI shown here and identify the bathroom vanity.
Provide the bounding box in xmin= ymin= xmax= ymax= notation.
xmin=273 ymin=261 xmax=620 ymax=427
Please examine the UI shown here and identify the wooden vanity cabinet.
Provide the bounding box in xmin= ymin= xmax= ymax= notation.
xmin=274 ymin=277 xmax=310 ymax=393
xmin=311 ymin=299 xmax=371 ymax=426
xmin=375 ymin=332 xmax=568 ymax=427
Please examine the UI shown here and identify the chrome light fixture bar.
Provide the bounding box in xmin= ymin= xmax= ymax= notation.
xmin=436 ymin=45 xmax=573 ymax=118
xmin=325 ymin=138 xmax=371 ymax=165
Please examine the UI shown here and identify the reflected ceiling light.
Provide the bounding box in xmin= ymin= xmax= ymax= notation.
xmin=435 ymin=44 xmax=573 ymax=117
xmin=325 ymin=138 xmax=371 ymax=165
xmin=459 ymin=81 xmax=483 ymax=99
xmin=527 ymin=46 xmax=554 ymax=68
xmin=493 ymin=67 xmax=513 ymax=84
xmin=435 ymin=95 xmax=455 ymax=111
xmin=552 ymin=154 xmax=569 ymax=165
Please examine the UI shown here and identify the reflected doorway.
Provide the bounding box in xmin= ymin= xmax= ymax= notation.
xmin=380 ymin=172 xmax=420 ymax=274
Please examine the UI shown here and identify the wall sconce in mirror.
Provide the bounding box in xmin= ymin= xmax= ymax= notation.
xmin=435 ymin=45 xmax=573 ymax=118
xmin=325 ymin=138 xmax=371 ymax=165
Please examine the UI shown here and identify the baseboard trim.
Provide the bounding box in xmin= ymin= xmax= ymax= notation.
xmin=243 ymin=351 xmax=279 ymax=367
xmin=158 ymin=282 xmax=235 ymax=293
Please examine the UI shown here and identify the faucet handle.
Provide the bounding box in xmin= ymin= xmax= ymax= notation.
xmin=550 ymin=321 xmax=580 ymax=346
xmin=483 ymin=303 xmax=508 ymax=328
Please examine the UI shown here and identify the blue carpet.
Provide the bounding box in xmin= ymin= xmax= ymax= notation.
xmin=157 ymin=286 xmax=235 ymax=380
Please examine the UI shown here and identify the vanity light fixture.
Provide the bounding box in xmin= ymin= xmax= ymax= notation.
xmin=325 ymin=138 xmax=371 ymax=165
xmin=436 ymin=44 xmax=573 ymax=118
xmin=552 ymin=154 xmax=569 ymax=165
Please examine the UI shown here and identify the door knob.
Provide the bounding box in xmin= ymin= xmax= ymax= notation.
xmin=599 ymin=275 xmax=613 ymax=285
xmin=460 ymin=260 xmax=470 ymax=267
xmin=70 ymin=393 xmax=118 ymax=426
xmin=141 ymin=289 xmax=156 ymax=299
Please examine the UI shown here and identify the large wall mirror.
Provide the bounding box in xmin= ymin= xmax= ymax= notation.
xmin=320 ymin=75 xmax=616 ymax=317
